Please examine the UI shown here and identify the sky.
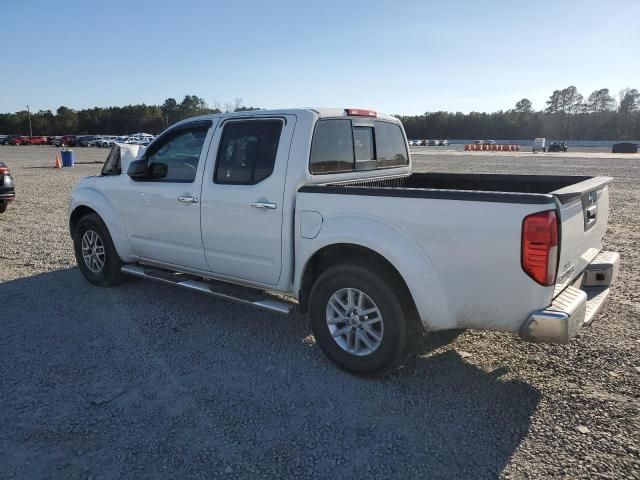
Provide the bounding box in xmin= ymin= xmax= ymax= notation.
xmin=1 ymin=0 xmax=638 ymax=115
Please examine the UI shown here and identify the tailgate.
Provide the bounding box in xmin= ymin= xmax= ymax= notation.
xmin=552 ymin=176 xmax=612 ymax=296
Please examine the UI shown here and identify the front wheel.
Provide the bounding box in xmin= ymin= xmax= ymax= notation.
xmin=309 ymin=263 xmax=419 ymax=375
xmin=73 ymin=213 xmax=126 ymax=286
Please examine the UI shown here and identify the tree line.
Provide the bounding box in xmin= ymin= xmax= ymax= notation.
xmin=0 ymin=96 xmax=259 ymax=136
xmin=1 ymin=87 xmax=639 ymax=140
xmin=398 ymin=87 xmax=640 ymax=140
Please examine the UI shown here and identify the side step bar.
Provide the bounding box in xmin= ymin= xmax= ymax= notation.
xmin=121 ymin=264 xmax=295 ymax=315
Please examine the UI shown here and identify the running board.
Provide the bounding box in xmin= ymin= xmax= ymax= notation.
xmin=121 ymin=264 xmax=294 ymax=315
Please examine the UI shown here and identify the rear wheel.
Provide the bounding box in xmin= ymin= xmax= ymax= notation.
xmin=73 ymin=213 xmax=126 ymax=286
xmin=0 ymin=202 xmax=6 ymax=213
xmin=309 ymin=263 xmax=419 ymax=375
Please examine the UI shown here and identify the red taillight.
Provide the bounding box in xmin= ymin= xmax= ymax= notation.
xmin=345 ymin=108 xmax=377 ymax=117
xmin=0 ymin=166 xmax=10 ymax=175
xmin=521 ymin=210 xmax=559 ymax=286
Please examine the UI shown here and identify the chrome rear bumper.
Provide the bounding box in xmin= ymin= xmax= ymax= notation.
xmin=520 ymin=251 xmax=619 ymax=344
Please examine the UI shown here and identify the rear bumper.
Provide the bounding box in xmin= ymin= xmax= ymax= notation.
xmin=519 ymin=251 xmax=619 ymax=343
xmin=0 ymin=180 xmax=15 ymax=201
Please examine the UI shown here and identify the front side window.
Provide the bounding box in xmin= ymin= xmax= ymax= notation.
xmin=145 ymin=126 xmax=208 ymax=182
xmin=309 ymin=119 xmax=408 ymax=174
xmin=214 ymin=120 xmax=283 ymax=184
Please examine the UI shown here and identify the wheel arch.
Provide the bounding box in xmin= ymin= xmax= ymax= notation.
xmin=69 ymin=205 xmax=98 ymax=236
xmin=298 ymin=243 xmax=418 ymax=319
xmin=69 ymin=187 xmax=135 ymax=262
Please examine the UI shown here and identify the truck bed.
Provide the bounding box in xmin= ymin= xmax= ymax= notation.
xmin=299 ymin=172 xmax=597 ymax=205
xmin=298 ymin=170 xmax=612 ymax=306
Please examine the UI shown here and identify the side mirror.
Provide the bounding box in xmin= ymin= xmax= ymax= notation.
xmin=148 ymin=162 xmax=168 ymax=179
xmin=127 ymin=159 xmax=149 ymax=179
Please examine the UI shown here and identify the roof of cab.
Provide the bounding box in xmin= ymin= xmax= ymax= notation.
xmin=174 ymin=108 xmax=399 ymax=125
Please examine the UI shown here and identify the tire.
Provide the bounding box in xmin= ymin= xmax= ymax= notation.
xmin=0 ymin=202 xmax=6 ymax=213
xmin=309 ymin=263 xmax=420 ymax=375
xmin=73 ymin=213 xmax=126 ymax=287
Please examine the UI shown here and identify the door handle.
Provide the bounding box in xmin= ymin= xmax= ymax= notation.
xmin=178 ymin=196 xmax=199 ymax=204
xmin=251 ymin=201 xmax=277 ymax=209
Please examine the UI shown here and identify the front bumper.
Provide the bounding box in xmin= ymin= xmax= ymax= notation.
xmin=519 ymin=251 xmax=620 ymax=343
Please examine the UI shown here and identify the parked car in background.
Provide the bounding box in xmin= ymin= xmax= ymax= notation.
xmin=60 ymin=135 xmax=79 ymax=147
xmin=28 ymin=136 xmax=48 ymax=145
xmin=123 ymin=136 xmax=154 ymax=146
xmin=548 ymin=142 xmax=568 ymax=152
xmin=439 ymin=139 xmax=449 ymax=146
xmin=0 ymin=162 xmax=15 ymax=213
xmin=96 ymin=137 xmax=114 ymax=148
xmin=69 ymin=107 xmax=619 ymax=374
xmin=130 ymin=132 xmax=154 ymax=139
xmin=428 ymin=139 xmax=438 ymax=146
xmin=9 ymin=136 xmax=29 ymax=145
xmin=77 ymin=136 xmax=100 ymax=147
xmin=611 ymin=142 xmax=639 ymax=154
xmin=1 ymin=135 xmax=19 ymax=145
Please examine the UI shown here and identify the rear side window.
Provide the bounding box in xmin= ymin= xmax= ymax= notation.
xmin=215 ymin=120 xmax=283 ymax=184
xmin=375 ymin=121 xmax=408 ymax=168
xmin=309 ymin=119 xmax=408 ymax=174
xmin=309 ymin=119 xmax=353 ymax=174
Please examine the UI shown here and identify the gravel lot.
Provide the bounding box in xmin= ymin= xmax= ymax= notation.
xmin=0 ymin=145 xmax=638 ymax=479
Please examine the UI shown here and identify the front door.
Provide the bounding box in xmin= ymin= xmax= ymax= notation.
xmin=200 ymin=115 xmax=296 ymax=285
xmin=121 ymin=121 xmax=214 ymax=270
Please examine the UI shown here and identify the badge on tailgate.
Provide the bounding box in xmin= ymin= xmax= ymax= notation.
xmin=581 ymin=190 xmax=598 ymax=231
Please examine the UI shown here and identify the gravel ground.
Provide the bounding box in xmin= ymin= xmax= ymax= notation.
xmin=0 ymin=145 xmax=638 ymax=479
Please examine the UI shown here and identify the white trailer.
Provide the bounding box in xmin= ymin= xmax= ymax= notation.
xmin=533 ymin=137 xmax=546 ymax=152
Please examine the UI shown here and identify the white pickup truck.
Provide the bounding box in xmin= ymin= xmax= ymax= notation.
xmin=69 ymin=108 xmax=619 ymax=374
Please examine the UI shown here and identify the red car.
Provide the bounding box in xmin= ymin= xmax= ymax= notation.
xmin=28 ymin=136 xmax=48 ymax=145
xmin=8 ymin=136 xmax=29 ymax=145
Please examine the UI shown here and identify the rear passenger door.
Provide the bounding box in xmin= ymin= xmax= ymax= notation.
xmin=200 ymin=115 xmax=296 ymax=286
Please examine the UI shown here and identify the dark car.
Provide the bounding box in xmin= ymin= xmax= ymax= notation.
xmin=0 ymin=162 xmax=15 ymax=213
xmin=612 ymin=142 xmax=638 ymax=153
xmin=548 ymin=142 xmax=568 ymax=152
xmin=61 ymin=135 xmax=79 ymax=147
xmin=1 ymin=135 xmax=20 ymax=145
xmin=77 ymin=136 xmax=100 ymax=147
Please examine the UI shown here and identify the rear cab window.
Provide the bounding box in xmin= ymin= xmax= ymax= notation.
xmin=310 ymin=117 xmax=408 ymax=174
